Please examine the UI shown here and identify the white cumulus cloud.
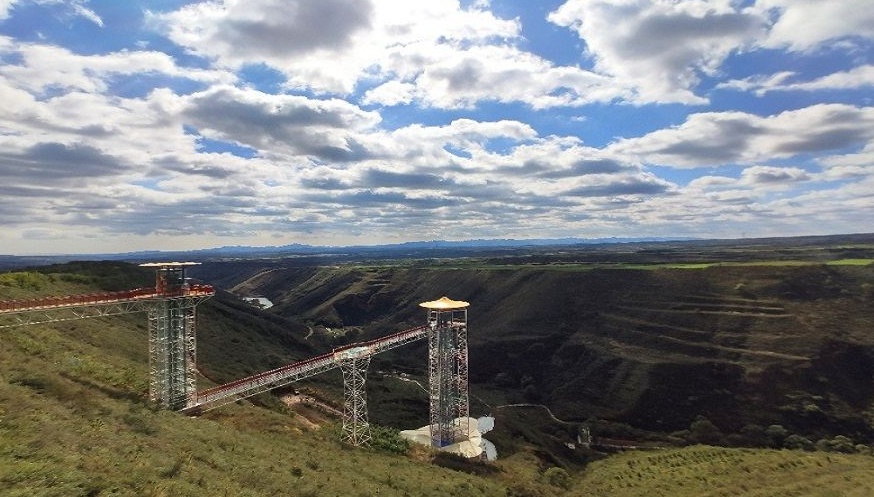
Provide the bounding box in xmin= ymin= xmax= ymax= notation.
xmin=608 ymin=104 xmax=874 ymax=168
xmin=719 ymin=66 xmax=874 ymax=96
xmin=548 ymin=0 xmax=768 ymax=104
xmin=754 ymin=0 xmax=874 ymax=51
xmin=0 ymin=37 xmax=236 ymax=95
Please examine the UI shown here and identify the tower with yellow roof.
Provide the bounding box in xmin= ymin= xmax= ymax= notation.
xmin=419 ymin=296 xmax=470 ymax=447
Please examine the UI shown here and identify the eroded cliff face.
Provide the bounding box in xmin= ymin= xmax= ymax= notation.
xmin=231 ymin=264 xmax=874 ymax=440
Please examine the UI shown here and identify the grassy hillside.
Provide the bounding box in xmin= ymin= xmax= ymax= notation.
xmin=0 ymin=263 xmax=541 ymax=496
xmin=574 ymin=446 xmax=874 ymax=496
xmin=4 ymin=262 xmax=874 ymax=496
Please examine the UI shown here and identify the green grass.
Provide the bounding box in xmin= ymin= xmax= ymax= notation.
xmin=623 ymin=259 xmax=874 ymax=270
xmin=825 ymin=258 xmax=874 ymax=266
xmin=336 ymin=258 xmax=874 ymax=272
xmin=5 ymin=262 xmax=874 ymax=496
xmin=573 ymin=445 xmax=874 ymax=496
xmin=0 ymin=265 xmax=540 ymax=496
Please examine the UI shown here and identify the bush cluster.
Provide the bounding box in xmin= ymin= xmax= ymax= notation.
xmin=368 ymin=425 xmax=410 ymax=455
xmin=671 ymin=416 xmax=874 ymax=455
xmin=542 ymin=467 xmax=571 ymax=489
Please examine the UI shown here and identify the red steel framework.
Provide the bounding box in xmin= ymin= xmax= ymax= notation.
xmin=190 ymin=324 xmax=429 ymax=413
xmin=0 ymin=263 xmax=215 ymax=411
xmin=1 ymin=272 xmax=471 ymax=449
xmin=0 ymin=284 xmax=213 ymax=313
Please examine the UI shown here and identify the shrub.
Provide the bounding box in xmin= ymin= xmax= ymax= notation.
xmin=161 ymin=458 xmax=185 ymax=478
xmin=58 ymin=273 xmax=92 ymax=284
xmin=688 ymin=416 xmax=724 ymax=445
xmin=817 ymin=435 xmax=856 ymax=453
xmin=493 ymin=372 xmax=515 ymax=388
xmin=765 ymin=425 xmax=789 ymax=448
xmin=829 ymin=436 xmax=856 ymax=453
xmin=725 ymin=434 xmax=748 ymax=447
xmin=783 ymin=434 xmax=814 ymax=451
xmin=121 ymin=413 xmax=157 ymax=435
xmin=369 ymin=425 xmax=409 ymax=455
xmin=432 ymin=452 xmax=499 ymax=476
xmin=543 ymin=467 xmax=571 ymax=490
xmin=522 ymin=385 xmax=541 ymax=402
xmin=0 ymin=271 xmax=48 ymax=290
xmin=740 ymin=424 xmax=768 ymax=447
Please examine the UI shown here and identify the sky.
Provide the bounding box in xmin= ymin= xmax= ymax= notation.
xmin=0 ymin=0 xmax=873 ymax=255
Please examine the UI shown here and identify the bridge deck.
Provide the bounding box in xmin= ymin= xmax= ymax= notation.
xmin=191 ymin=324 xmax=429 ymax=412
xmin=0 ymin=285 xmax=215 ymax=313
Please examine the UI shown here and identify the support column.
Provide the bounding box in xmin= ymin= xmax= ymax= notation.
xmin=148 ymin=298 xmax=200 ymax=410
xmin=454 ymin=319 xmax=470 ymax=434
xmin=423 ymin=300 xmax=470 ymax=448
xmin=183 ymin=306 xmax=198 ymax=408
xmin=148 ymin=304 xmax=167 ymax=405
xmin=428 ymin=317 xmax=455 ymax=447
xmin=340 ymin=356 xmax=372 ymax=446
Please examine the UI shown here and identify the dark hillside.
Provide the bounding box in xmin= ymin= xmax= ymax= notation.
xmin=233 ymin=263 xmax=874 ymax=442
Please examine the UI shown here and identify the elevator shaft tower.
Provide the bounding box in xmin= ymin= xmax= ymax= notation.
xmin=420 ymin=296 xmax=470 ymax=447
xmin=140 ymin=262 xmax=211 ymax=410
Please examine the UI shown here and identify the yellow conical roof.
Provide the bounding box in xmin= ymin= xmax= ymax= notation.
xmin=419 ymin=296 xmax=470 ymax=310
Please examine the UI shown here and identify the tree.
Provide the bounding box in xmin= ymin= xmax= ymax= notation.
xmin=688 ymin=416 xmax=724 ymax=445
xmin=740 ymin=424 xmax=768 ymax=447
xmin=817 ymin=435 xmax=856 ymax=453
xmin=765 ymin=425 xmax=789 ymax=448
xmin=543 ymin=467 xmax=571 ymax=490
xmin=783 ymin=434 xmax=814 ymax=451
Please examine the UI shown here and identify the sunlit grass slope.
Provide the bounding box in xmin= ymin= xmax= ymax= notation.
xmin=574 ymin=446 xmax=874 ymax=496
xmin=4 ymin=263 xmax=874 ymax=496
xmin=0 ymin=265 xmax=511 ymax=496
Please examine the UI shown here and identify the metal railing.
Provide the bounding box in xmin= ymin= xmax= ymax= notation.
xmin=190 ymin=325 xmax=428 ymax=412
xmin=0 ymin=284 xmax=215 ymax=314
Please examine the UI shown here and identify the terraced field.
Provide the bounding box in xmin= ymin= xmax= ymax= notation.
xmin=599 ymin=295 xmax=808 ymax=363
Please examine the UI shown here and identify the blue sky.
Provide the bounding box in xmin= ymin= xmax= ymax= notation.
xmin=0 ymin=0 xmax=873 ymax=254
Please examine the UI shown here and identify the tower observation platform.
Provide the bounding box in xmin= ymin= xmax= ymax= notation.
xmin=420 ymin=297 xmax=471 ymax=447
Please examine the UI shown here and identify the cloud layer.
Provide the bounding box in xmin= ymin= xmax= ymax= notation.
xmin=0 ymin=0 xmax=872 ymax=252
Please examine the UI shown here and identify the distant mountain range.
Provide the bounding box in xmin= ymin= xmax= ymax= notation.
xmin=6 ymin=236 xmax=695 ymax=260
xmin=5 ymin=232 xmax=873 ymax=270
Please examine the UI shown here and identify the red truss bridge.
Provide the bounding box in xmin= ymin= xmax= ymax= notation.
xmin=192 ymin=324 xmax=428 ymax=412
xmin=0 ymin=263 xmax=471 ymax=448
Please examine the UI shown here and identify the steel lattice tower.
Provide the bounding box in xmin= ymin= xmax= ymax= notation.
xmin=421 ymin=297 xmax=470 ymax=447
xmin=337 ymin=347 xmax=372 ymax=446
xmin=141 ymin=263 xmax=211 ymax=410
